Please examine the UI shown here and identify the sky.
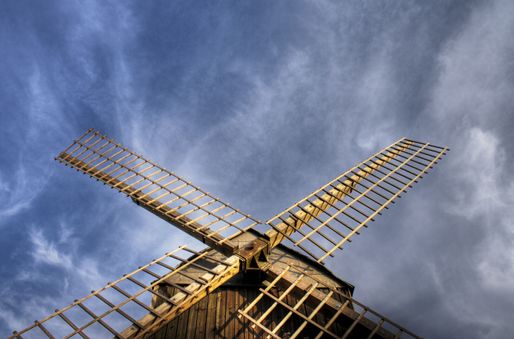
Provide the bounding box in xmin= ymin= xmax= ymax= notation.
xmin=0 ymin=1 xmax=513 ymax=338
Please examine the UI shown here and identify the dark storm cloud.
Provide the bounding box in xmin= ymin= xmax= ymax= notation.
xmin=0 ymin=1 xmax=513 ymax=338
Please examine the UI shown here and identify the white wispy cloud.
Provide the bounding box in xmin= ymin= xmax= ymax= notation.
xmin=442 ymin=127 xmax=514 ymax=294
xmin=448 ymin=128 xmax=505 ymax=218
xmin=29 ymin=227 xmax=73 ymax=269
xmin=28 ymin=224 xmax=108 ymax=288
xmin=352 ymin=49 xmax=399 ymax=151
xmin=0 ymin=62 xmax=70 ymax=219
xmin=420 ymin=0 xmax=514 ymax=336
xmin=0 ymin=223 xmax=108 ymax=335
xmin=0 ymin=166 xmax=40 ymax=218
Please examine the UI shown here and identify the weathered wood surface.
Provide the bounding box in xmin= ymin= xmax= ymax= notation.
xmin=146 ymin=285 xmax=354 ymax=339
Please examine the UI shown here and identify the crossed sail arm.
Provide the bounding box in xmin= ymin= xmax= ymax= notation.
xmin=56 ymin=128 xmax=261 ymax=255
xmin=11 ymin=132 xmax=447 ymax=338
xmin=10 ymin=246 xmax=240 ymax=338
xmin=265 ymin=137 xmax=448 ymax=264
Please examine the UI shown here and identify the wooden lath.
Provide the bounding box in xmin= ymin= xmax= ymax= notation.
xmin=238 ymin=265 xmax=422 ymax=339
xmin=10 ymin=246 xmax=240 ymax=339
xmin=265 ymin=138 xmax=449 ymax=263
xmin=56 ymin=128 xmax=261 ymax=255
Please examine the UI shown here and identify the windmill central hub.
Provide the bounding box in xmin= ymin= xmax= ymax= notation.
xmin=236 ymin=239 xmax=271 ymax=271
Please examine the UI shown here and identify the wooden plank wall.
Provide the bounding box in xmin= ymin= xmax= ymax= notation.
xmin=147 ymin=285 xmax=352 ymax=338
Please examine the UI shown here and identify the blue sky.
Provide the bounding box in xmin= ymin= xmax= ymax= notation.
xmin=1 ymin=1 xmax=513 ymax=337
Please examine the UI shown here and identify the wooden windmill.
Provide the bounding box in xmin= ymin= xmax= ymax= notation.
xmin=11 ymin=128 xmax=448 ymax=338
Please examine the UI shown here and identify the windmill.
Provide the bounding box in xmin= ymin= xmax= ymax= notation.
xmin=11 ymin=128 xmax=448 ymax=338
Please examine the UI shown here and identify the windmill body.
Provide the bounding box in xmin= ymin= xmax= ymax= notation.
xmin=145 ymin=244 xmax=355 ymax=338
xmin=10 ymin=129 xmax=448 ymax=338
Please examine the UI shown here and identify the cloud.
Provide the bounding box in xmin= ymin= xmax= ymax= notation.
xmin=448 ymin=128 xmax=505 ymax=218
xmin=0 ymin=165 xmax=48 ymax=218
xmin=27 ymin=224 xmax=109 ymax=289
xmin=0 ymin=223 xmax=108 ymax=335
xmin=395 ymin=0 xmax=514 ymax=336
xmin=427 ymin=0 xmax=514 ymax=301
xmin=29 ymin=227 xmax=73 ymax=269
xmin=0 ymin=64 xmax=69 ymax=219
xmin=431 ymin=0 xmax=514 ymax=127
xmin=441 ymin=127 xmax=514 ymax=296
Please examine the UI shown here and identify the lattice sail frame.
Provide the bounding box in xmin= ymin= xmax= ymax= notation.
xmin=10 ymin=247 xmax=239 ymax=339
xmin=266 ymin=137 xmax=448 ymax=263
xmin=239 ymin=266 xmax=421 ymax=339
xmin=10 ymin=131 xmax=449 ymax=338
xmin=56 ymin=129 xmax=261 ymax=255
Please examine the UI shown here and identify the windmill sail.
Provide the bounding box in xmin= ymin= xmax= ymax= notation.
xmin=238 ymin=265 xmax=421 ymax=339
xmin=10 ymin=246 xmax=240 ymax=339
xmin=265 ymin=138 xmax=448 ymax=263
xmin=56 ymin=129 xmax=261 ymax=255
xmin=10 ymin=132 xmax=448 ymax=338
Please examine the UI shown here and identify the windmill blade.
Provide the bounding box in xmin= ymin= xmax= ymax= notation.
xmin=56 ymin=129 xmax=261 ymax=256
xmin=265 ymin=138 xmax=448 ymax=263
xmin=238 ymin=265 xmax=421 ymax=339
xmin=11 ymin=246 xmax=240 ymax=339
